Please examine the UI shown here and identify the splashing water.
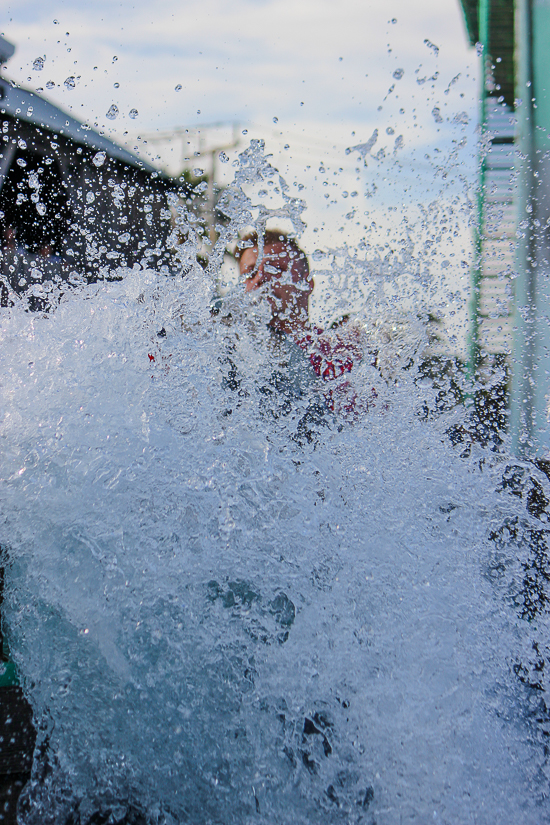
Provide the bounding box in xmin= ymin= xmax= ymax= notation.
xmin=1 ymin=140 xmax=550 ymax=825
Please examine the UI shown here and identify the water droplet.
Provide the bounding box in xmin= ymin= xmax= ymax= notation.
xmin=273 ymin=116 xmax=278 ymax=123
xmin=284 ymin=144 xmax=289 ymax=150
xmin=424 ymin=38 xmax=440 ymax=57
xmin=112 ymin=55 xmax=118 ymax=62
xmin=64 ymin=76 xmax=75 ymax=90
xmin=197 ymin=109 xmax=201 ymax=115
xmin=452 ymin=111 xmax=469 ymax=125
xmin=392 ymin=68 xmax=404 ymax=80
xmin=113 ymin=82 xmax=120 ymax=89
xmin=129 ymin=108 xmax=138 ymax=120
xmin=242 ymin=129 xmax=248 ymax=135
xmin=193 ymin=168 xmax=204 ymax=176
xmin=339 ymin=57 xmax=343 ymax=62
xmin=175 ymin=84 xmax=182 ymax=92
xmin=106 ymin=104 xmax=119 ymax=120
xmin=391 ymin=17 xmax=397 ymax=23
xmin=93 ymin=151 xmax=106 ymax=167
xmin=33 ymin=56 xmax=45 ymax=71
xmin=53 ymin=18 xmax=59 ymax=24
xmin=218 ymin=151 xmax=229 ymax=163
xmin=475 ymin=41 xmax=484 ymax=57
xmin=431 ymin=106 xmax=443 ymax=124
xmin=386 ymin=127 xmax=395 ymax=135
xmin=16 ymin=158 xmax=27 ymax=168
xmin=46 ymin=80 xmax=55 ymax=89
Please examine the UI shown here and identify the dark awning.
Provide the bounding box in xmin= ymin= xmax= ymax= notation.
xmin=0 ymin=77 xmax=161 ymax=174
xmin=457 ymin=0 xmax=515 ymax=109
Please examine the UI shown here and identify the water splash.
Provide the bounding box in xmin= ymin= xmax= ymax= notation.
xmin=0 ymin=139 xmax=549 ymax=825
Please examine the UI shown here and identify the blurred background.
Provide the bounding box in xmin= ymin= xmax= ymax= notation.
xmin=2 ymin=0 xmax=479 ymax=246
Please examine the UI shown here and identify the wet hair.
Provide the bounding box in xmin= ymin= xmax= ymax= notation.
xmin=235 ymin=229 xmax=310 ymax=280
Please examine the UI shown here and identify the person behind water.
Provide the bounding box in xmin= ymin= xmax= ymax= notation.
xmin=235 ymin=230 xmax=374 ymax=418
xmin=236 ymin=230 xmax=312 ymax=336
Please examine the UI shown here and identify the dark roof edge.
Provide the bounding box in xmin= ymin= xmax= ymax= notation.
xmin=0 ymin=75 xmax=174 ymax=182
xmin=458 ymin=0 xmax=479 ymax=47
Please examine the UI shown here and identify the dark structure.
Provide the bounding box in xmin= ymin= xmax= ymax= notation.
xmin=0 ymin=36 xmax=174 ymax=311
xmin=0 ymin=558 xmax=36 ymax=825
xmin=459 ymin=0 xmax=515 ymax=108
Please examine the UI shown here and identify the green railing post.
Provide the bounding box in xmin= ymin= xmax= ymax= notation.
xmin=510 ymin=0 xmax=536 ymax=456
xmin=467 ymin=0 xmax=490 ymax=383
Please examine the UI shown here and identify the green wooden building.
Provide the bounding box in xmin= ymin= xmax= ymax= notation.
xmin=459 ymin=0 xmax=550 ymax=457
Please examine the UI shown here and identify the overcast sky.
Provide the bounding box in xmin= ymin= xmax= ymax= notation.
xmin=2 ymin=0 xmax=480 ymax=337
xmin=2 ymin=0 xmax=477 ymax=157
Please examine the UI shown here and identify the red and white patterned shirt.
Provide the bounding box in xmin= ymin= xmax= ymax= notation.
xmin=295 ymin=322 xmax=378 ymax=417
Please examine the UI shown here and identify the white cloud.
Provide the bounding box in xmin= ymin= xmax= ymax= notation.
xmin=3 ymin=0 xmax=477 ymax=130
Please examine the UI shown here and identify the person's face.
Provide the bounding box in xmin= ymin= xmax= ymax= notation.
xmin=239 ymin=241 xmax=311 ymax=333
